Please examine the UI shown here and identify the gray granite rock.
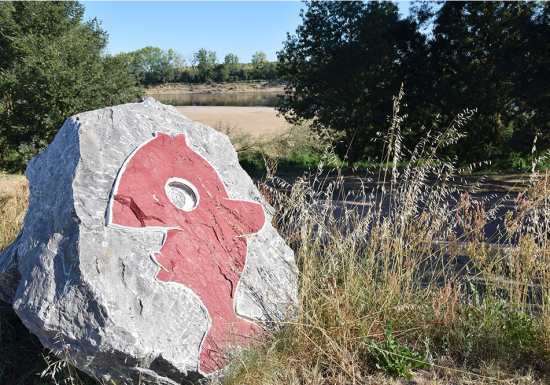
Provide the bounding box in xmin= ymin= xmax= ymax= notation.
xmin=0 ymin=98 xmax=298 ymax=383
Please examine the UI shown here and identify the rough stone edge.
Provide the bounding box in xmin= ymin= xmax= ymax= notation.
xmin=0 ymin=97 xmax=298 ymax=383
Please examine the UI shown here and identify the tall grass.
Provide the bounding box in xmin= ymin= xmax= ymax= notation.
xmin=2 ymin=89 xmax=550 ymax=383
xmin=0 ymin=180 xmax=28 ymax=251
xmin=224 ymin=88 xmax=550 ymax=384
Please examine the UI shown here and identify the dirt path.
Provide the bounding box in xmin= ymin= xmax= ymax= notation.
xmin=266 ymin=170 xmax=534 ymax=249
xmin=272 ymin=169 xmax=532 ymax=195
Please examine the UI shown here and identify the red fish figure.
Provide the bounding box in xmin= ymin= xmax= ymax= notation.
xmin=107 ymin=132 xmax=265 ymax=374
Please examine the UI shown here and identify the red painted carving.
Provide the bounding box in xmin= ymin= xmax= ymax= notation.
xmin=109 ymin=133 xmax=265 ymax=374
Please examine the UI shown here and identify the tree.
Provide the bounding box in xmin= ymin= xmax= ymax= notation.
xmin=0 ymin=1 xmax=142 ymax=169
xmin=186 ymin=52 xmax=198 ymax=78
xmin=118 ymin=46 xmax=183 ymax=84
xmin=251 ymin=51 xmax=275 ymax=79
xmin=165 ymin=48 xmax=185 ymax=82
xmin=504 ymin=1 xmax=550 ymax=154
xmin=196 ymin=48 xmax=218 ymax=82
xmin=413 ymin=1 xmax=550 ymax=165
xmin=224 ymin=53 xmax=240 ymax=80
xmin=276 ymin=1 xmax=424 ymax=167
xmin=251 ymin=51 xmax=268 ymax=70
xmin=224 ymin=53 xmax=239 ymax=66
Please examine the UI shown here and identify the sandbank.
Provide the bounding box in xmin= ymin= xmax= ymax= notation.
xmin=176 ymin=106 xmax=290 ymax=137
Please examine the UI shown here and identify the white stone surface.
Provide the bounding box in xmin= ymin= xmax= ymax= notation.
xmin=0 ymin=98 xmax=298 ymax=383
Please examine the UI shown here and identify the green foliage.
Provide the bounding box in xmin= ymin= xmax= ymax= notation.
xmin=250 ymin=61 xmax=277 ymax=81
xmin=276 ymin=1 xmax=425 ymax=167
xmin=409 ymin=1 xmax=550 ymax=166
xmin=118 ymin=45 xmax=279 ymax=84
xmin=238 ymin=151 xmax=265 ymax=175
xmin=231 ymin=122 xmax=337 ymax=174
xmin=430 ymin=288 xmax=544 ymax=368
xmin=277 ymin=149 xmax=324 ymax=169
xmin=117 ymin=46 xmax=183 ymax=84
xmin=196 ymin=47 xmax=218 ymax=82
xmin=0 ymin=1 xmax=143 ymax=170
xmin=366 ymin=328 xmax=430 ymax=379
xmin=224 ymin=53 xmax=239 ymax=66
xmin=222 ymin=53 xmax=241 ymax=81
xmin=276 ymin=1 xmax=550 ymax=169
xmin=118 ymin=46 xmax=279 ymax=84
xmin=251 ymin=51 xmax=267 ymax=68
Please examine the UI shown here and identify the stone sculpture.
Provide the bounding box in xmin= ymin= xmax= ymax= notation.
xmin=0 ymin=98 xmax=298 ymax=384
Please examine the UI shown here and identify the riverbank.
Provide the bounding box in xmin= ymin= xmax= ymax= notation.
xmin=176 ymin=106 xmax=290 ymax=137
xmin=145 ymin=80 xmax=285 ymax=95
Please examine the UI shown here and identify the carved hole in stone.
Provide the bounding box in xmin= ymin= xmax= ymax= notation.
xmin=165 ymin=179 xmax=199 ymax=212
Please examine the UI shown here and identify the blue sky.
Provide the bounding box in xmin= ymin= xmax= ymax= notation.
xmin=83 ymin=1 xmax=411 ymax=64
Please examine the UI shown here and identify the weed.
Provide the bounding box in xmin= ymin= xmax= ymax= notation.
xmin=224 ymin=87 xmax=550 ymax=384
xmin=212 ymin=120 xmax=240 ymax=139
xmin=3 ymin=87 xmax=550 ymax=383
xmin=366 ymin=327 xmax=430 ymax=379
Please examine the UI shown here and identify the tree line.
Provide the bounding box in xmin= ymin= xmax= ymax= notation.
xmin=116 ymin=47 xmax=279 ymax=85
xmin=0 ymin=1 xmax=278 ymax=171
xmin=276 ymin=1 xmax=550 ymax=169
xmin=1 ymin=1 xmax=549 ymax=172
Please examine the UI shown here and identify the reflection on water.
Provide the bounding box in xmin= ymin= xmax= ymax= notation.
xmin=148 ymin=91 xmax=281 ymax=107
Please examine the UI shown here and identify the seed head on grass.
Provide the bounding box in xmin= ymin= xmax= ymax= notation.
xmin=223 ymin=88 xmax=550 ymax=384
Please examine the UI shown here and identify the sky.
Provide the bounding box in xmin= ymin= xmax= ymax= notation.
xmin=83 ymin=1 xmax=412 ymax=64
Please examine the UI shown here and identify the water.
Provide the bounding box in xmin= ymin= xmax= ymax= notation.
xmin=148 ymin=91 xmax=281 ymax=107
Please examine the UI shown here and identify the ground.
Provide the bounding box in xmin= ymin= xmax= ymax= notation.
xmin=176 ymin=106 xmax=290 ymax=137
xmin=144 ymin=80 xmax=285 ymax=95
xmin=145 ymin=81 xmax=290 ymax=137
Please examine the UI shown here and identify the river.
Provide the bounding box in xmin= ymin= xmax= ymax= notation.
xmin=147 ymin=91 xmax=280 ymax=107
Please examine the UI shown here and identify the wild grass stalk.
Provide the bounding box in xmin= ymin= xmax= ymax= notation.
xmin=223 ymin=89 xmax=550 ymax=384
xmin=0 ymin=180 xmax=28 ymax=251
xmin=2 ymin=89 xmax=550 ymax=383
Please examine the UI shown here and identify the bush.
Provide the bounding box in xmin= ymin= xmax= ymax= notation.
xmin=0 ymin=2 xmax=143 ymax=171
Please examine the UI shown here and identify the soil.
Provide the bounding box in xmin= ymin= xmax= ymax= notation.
xmin=271 ymin=167 xmax=532 ymax=195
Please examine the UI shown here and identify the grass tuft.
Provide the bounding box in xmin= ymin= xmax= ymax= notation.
xmin=1 ymin=90 xmax=550 ymax=383
xmin=0 ymin=180 xmax=28 ymax=251
xmin=223 ymin=88 xmax=550 ymax=384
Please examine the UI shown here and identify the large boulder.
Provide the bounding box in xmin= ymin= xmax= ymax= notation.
xmin=0 ymin=98 xmax=298 ymax=384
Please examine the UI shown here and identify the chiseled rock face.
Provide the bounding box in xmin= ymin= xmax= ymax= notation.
xmin=0 ymin=98 xmax=298 ymax=384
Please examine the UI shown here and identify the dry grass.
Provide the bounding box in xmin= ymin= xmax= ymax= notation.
xmin=0 ymin=172 xmax=26 ymax=194
xmin=0 ymin=180 xmax=28 ymax=252
xmin=2 ymin=89 xmax=550 ymax=384
xmin=222 ymin=88 xmax=550 ymax=384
